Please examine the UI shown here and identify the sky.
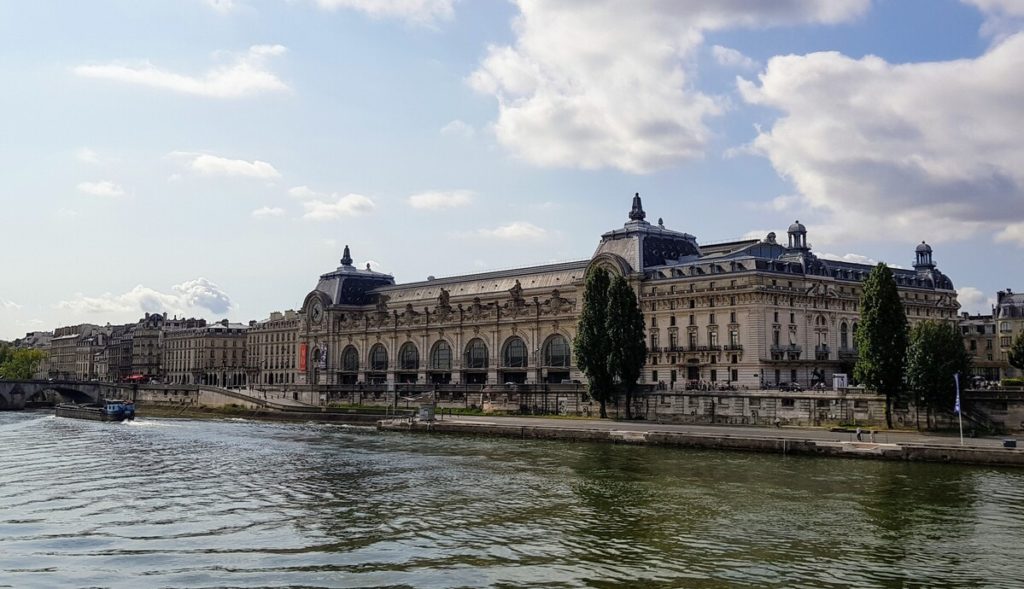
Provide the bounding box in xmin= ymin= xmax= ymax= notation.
xmin=1 ymin=0 xmax=1023 ymax=340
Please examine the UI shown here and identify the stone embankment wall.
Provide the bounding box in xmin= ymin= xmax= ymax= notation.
xmin=379 ymin=420 xmax=1024 ymax=468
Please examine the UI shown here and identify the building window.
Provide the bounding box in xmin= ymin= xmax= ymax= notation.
xmin=790 ymin=312 xmax=795 ymax=324
xmin=342 ymin=346 xmax=359 ymax=372
xmin=543 ymin=335 xmax=571 ymax=367
xmin=369 ymin=344 xmax=388 ymax=371
xmin=729 ymin=330 xmax=739 ymax=347
xmin=652 ymin=370 xmax=658 ymax=382
xmin=841 ymin=322 xmax=849 ymax=349
xmin=464 ymin=338 xmax=488 ymax=369
xmin=731 ymin=369 xmax=738 ymax=381
xmin=430 ymin=341 xmax=452 ymax=371
xmin=670 ymin=315 xmax=676 ymax=327
xmin=651 ymin=333 xmax=660 ymax=350
xmin=503 ymin=337 xmax=528 ymax=368
xmin=651 ymin=316 xmax=658 ymax=327
xmin=398 ymin=343 xmax=419 ymax=370
xmin=709 ymin=313 xmax=716 ymax=325
xmin=782 ymin=398 xmax=795 ymax=408
xmin=710 ymin=369 xmax=717 ymax=382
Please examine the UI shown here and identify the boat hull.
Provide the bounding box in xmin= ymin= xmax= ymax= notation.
xmin=55 ymin=403 xmax=134 ymax=422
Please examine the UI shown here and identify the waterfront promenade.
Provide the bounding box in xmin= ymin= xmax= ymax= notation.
xmin=379 ymin=414 xmax=1024 ymax=467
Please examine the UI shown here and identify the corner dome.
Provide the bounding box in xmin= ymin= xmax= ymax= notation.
xmin=788 ymin=220 xmax=807 ymax=233
xmin=916 ymin=241 xmax=932 ymax=253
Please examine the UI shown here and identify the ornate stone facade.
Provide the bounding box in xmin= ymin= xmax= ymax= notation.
xmin=297 ymin=195 xmax=960 ymax=391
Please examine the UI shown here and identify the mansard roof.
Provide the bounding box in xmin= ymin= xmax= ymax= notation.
xmin=372 ymin=260 xmax=588 ymax=305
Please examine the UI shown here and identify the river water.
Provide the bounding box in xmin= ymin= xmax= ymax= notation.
xmin=1 ymin=412 xmax=1023 ymax=589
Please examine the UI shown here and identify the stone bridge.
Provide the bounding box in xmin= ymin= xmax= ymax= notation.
xmin=0 ymin=380 xmax=131 ymax=410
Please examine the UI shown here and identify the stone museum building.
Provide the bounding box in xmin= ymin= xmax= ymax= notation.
xmin=296 ymin=194 xmax=961 ymax=391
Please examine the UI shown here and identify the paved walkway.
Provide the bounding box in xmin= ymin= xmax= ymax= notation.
xmin=439 ymin=415 xmax=1014 ymax=449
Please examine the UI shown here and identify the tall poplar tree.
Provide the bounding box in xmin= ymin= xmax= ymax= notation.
xmin=1009 ymin=332 xmax=1024 ymax=376
xmin=575 ymin=267 xmax=614 ymax=417
xmin=606 ymin=275 xmax=646 ymax=419
xmin=906 ymin=320 xmax=971 ymax=428
xmin=854 ymin=263 xmax=909 ymax=429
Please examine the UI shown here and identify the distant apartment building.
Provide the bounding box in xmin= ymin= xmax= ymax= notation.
xmin=246 ymin=310 xmax=300 ymax=388
xmin=49 ymin=324 xmax=100 ymax=379
xmin=74 ymin=331 xmax=108 ymax=380
xmin=960 ymin=313 xmax=1001 ymax=382
xmin=996 ymin=289 xmax=1024 ymax=379
xmin=164 ymin=319 xmax=248 ymax=387
xmin=13 ymin=331 xmax=53 ymax=378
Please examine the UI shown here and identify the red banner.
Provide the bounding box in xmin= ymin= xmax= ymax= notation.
xmin=299 ymin=343 xmax=308 ymax=372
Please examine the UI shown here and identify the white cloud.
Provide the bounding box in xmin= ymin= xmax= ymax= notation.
xmin=204 ymin=0 xmax=236 ymax=13
xmin=171 ymin=151 xmax=281 ymax=179
xmin=819 ymin=252 xmax=878 ymax=265
xmin=958 ymin=286 xmax=995 ymax=314
xmin=712 ymin=45 xmax=759 ymax=69
xmin=74 ymin=45 xmax=288 ymax=98
xmin=251 ymin=206 xmax=285 ymax=218
xmin=408 ymin=189 xmax=474 ymax=210
xmin=440 ymin=119 xmax=475 ymax=138
xmin=739 ymin=32 xmax=1024 ymax=245
xmin=288 ymin=185 xmax=325 ymax=199
xmin=0 ymin=299 xmax=22 ymax=311
xmin=995 ymin=222 xmax=1024 ymax=246
xmin=57 ymin=208 xmax=79 ymax=217
xmin=57 ymin=277 xmax=232 ymax=317
xmin=312 ymin=0 xmax=454 ymax=25
xmin=77 ymin=180 xmax=126 ymax=197
xmin=303 ymin=193 xmax=376 ymax=220
xmin=963 ymin=0 xmax=1024 ymax=37
xmin=477 ymin=221 xmax=547 ymax=240
xmin=75 ymin=147 xmax=105 ymax=164
xmin=469 ymin=1 xmax=868 ymax=173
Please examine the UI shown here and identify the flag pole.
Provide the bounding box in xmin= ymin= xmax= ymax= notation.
xmin=955 ymin=372 xmax=963 ymax=447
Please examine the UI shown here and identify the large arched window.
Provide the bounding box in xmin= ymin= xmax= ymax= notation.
xmin=464 ymin=338 xmax=488 ymax=369
xmin=503 ymin=336 xmax=528 ymax=368
xmin=399 ymin=342 xmax=419 ymax=370
xmin=342 ymin=346 xmax=359 ymax=372
xmin=543 ymin=335 xmax=571 ymax=367
xmin=840 ymin=322 xmax=849 ymax=349
xmin=430 ymin=341 xmax=452 ymax=370
xmin=369 ymin=344 xmax=388 ymax=371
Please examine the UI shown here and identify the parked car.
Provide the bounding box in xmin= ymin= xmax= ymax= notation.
xmin=779 ymin=382 xmax=804 ymax=392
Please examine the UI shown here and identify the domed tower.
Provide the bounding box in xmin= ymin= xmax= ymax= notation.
xmin=914 ymin=241 xmax=935 ymax=270
xmin=787 ymin=220 xmax=808 ymax=250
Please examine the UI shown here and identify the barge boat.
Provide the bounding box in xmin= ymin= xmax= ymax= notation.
xmin=55 ymin=400 xmax=136 ymax=422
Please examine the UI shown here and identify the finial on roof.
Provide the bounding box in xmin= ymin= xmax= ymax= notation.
xmin=658 ymin=217 xmax=664 ymax=228
xmin=629 ymin=192 xmax=646 ymax=221
xmin=366 ymin=263 xmax=372 ymax=271
xmin=341 ymin=245 xmax=353 ymax=266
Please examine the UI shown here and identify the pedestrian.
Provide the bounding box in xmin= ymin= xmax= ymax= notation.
xmin=856 ymin=427 xmax=862 ymax=442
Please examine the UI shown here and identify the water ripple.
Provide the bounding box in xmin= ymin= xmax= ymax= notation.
xmin=2 ymin=411 xmax=1024 ymax=588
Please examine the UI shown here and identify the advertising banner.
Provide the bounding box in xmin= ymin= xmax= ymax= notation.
xmin=299 ymin=343 xmax=308 ymax=372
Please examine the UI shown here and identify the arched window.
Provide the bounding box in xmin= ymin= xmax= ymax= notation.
xmin=543 ymin=335 xmax=571 ymax=367
xmin=369 ymin=344 xmax=388 ymax=371
xmin=342 ymin=346 xmax=359 ymax=372
xmin=464 ymin=338 xmax=488 ymax=369
xmin=840 ymin=322 xmax=849 ymax=349
xmin=503 ymin=337 xmax=528 ymax=368
xmin=430 ymin=341 xmax=452 ymax=371
xmin=399 ymin=342 xmax=419 ymax=370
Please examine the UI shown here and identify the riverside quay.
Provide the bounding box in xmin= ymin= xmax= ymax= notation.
xmin=295 ymin=194 xmax=959 ymax=393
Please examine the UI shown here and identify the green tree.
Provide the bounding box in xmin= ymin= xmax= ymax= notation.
xmin=1009 ymin=331 xmax=1024 ymax=374
xmin=906 ymin=321 xmax=971 ymax=429
xmin=606 ymin=275 xmax=646 ymax=419
xmin=0 ymin=345 xmax=47 ymax=380
xmin=854 ymin=263 xmax=909 ymax=429
xmin=574 ymin=267 xmax=614 ymax=418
